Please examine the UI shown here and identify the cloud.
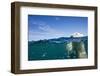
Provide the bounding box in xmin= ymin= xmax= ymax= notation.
xmin=29 ymin=20 xmax=46 ymax=26
xmin=55 ymin=17 xmax=60 ymax=20
xmin=29 ymin=21 xmax=66 ymax=41
xmin=38 ymin=25 xmax=54 ymax=33
xmin=38 ymin=24 xmax=65 ymax=36
xmin=32 ymin=22 xmax=37 ymax=25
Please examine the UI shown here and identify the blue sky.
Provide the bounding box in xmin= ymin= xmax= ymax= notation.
xmin=28 ymin=15 xmax=88 ymax=41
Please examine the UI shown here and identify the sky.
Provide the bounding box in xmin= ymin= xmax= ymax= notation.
xmin=28 ymin=15 xmax=88 ymax=41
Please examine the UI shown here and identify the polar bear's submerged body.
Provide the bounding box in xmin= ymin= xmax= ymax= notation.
xmin=66 ymin=41 xmax=87 ymax=59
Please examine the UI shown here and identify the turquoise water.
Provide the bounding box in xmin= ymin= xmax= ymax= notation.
xmin=28 ymin=37 xmax=88 ymax=61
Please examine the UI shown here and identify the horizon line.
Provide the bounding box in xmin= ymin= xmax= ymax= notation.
xmin=28 ymin=35 xmax=88 ymax=42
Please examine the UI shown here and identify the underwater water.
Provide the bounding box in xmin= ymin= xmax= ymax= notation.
xmin=28 ymin=36 xmax=88 ymax=61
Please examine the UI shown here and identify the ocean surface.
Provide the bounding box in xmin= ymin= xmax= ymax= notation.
xmin=28 ymin=36 xmax=88 ymax=61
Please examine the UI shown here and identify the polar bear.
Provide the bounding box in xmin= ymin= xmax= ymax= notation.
xmin=73 ymin=41 xmax=87 ymax=58
xmin=66 ymin=41 xmax=87 ymax=58
xmin=66 ymin=42 xmax=73 ymax=58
